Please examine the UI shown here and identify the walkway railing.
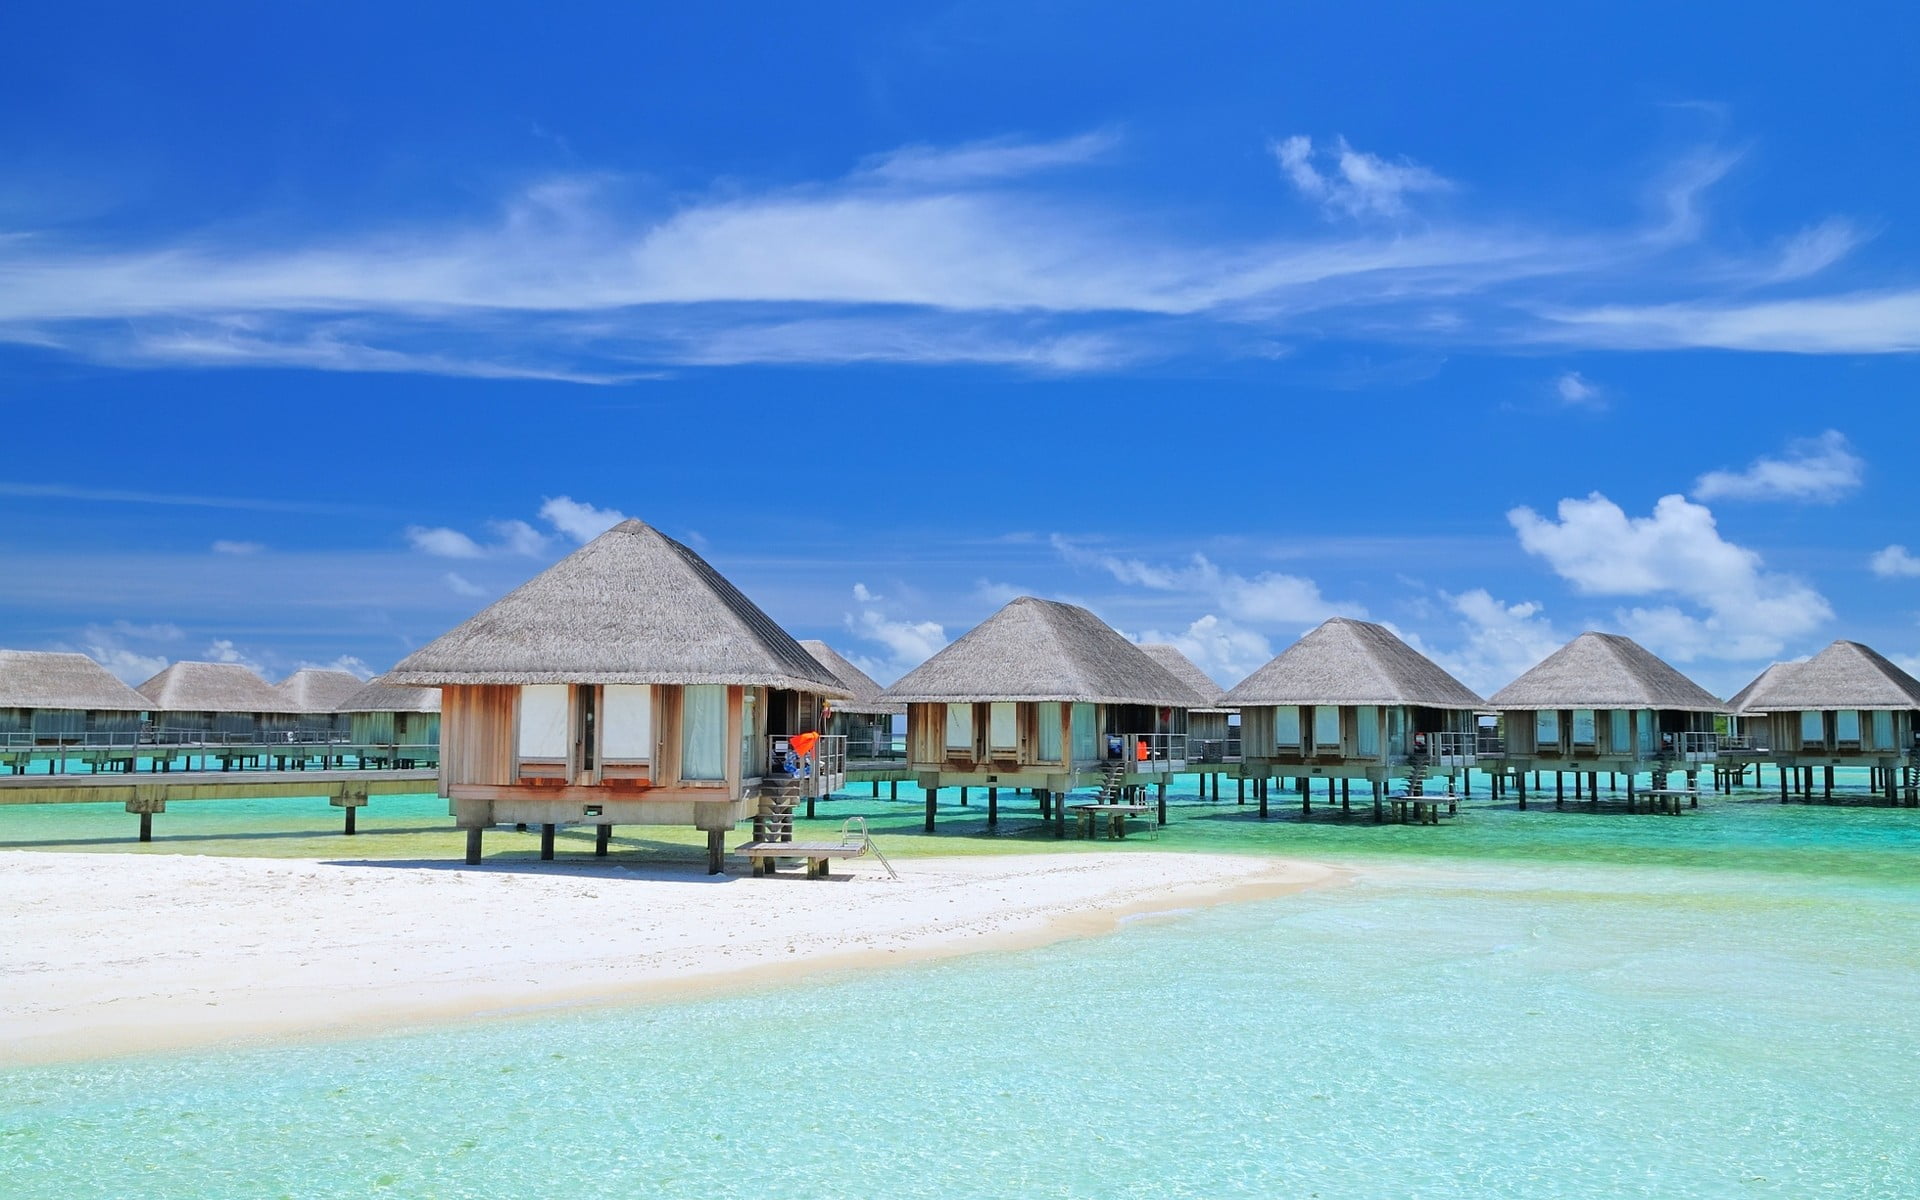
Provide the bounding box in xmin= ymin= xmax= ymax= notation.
xmin=1 ymin=740 xmax=440 ymax=775
xmin=1420 ymin=731 xmax=1478 ymax=765
xmin=1674 ymin=731 xmax=1719 ymax=761
xmin=766 ymin=733 xmax=848 ymax=798
xmin=1189 ymin=736 xmax=1243 ymax=764
xmin=1114 ymin=732 xmax=1186 ymax=773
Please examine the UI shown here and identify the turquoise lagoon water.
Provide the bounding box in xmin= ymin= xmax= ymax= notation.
xmin=5 ymin=776 xmax=1920 ymax=1197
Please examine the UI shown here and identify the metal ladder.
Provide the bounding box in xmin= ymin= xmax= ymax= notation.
xmin=841 ymin=816 xmax=898 ymax=880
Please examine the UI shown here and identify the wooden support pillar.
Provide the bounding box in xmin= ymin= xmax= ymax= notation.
xmin=959 ymin=786 xmax=969 ymax=806
xmin=1516 ymin=772 xmax=1527 ymax=810
xmin=1372 ymin=779 xmax=1383 ymax=822
xmin=344 ymin=806 xmax=356 ymax=835
xmin=465 ymin=827 xmax=483 ymax=865
xmin=540 ymin=823 xmax=556 ymax=861
xmin=1824 ymin=765 xmax=1834 ymax=801
xmin=595 ymin=824 xmax=611 ymax=856
xmin=987 ymin=786 xmax=998 ymax=827
xmin=139 ymin=812 xmax=153 ymax=842
xmin=872 ymin=781 xmax=881 ymax=797
xmin=924 ymin=788 xmax=937 ymax=834
xmin=806 ymin=795 xmax=815 ymax=819
xmin=1301 ymin=778 xmax=1312 ymax=815
xmin=890 ymin=781 xmax=898 ymax=800
xmin=1258 ymin=776 xmax=1269 ymax=819
xmin=1237 ymin=775 xmax=1245 ymax=804
xmin=1158 ymin=780 xmax=1168 ymax=826
xmin=707 ymin=829 xmax=724 ymax=875
xmin=1780 ymin=765 xmax=1790 ymax=802
xmin=1053 ymin=792 xmax=1066 ymax=839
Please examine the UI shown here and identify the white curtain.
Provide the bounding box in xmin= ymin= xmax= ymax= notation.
xmin=1355 ymin=706 xmax=1379 ymax=757
xmin=681 ymin=685 xmax=726 ymax=780
xmin=1871 ymin=710 xmax=1893 ymax=750
xmin=518 ymin=685 xmax=569 ymax=759
xmin=1571 ymin=709 xmax=1596 ymax=745
xmin=1070 ymin=703 xmax=1098 ymax=763
xmin=945 ymin=703 xmax=974 ymax=750
xmin=1275 ymin=705 xmax=1301 ymax=748
xmin=1609 ymin=709 xmax=1631 ymax=753
xmin=1036 ymin=702 xmax=1062 ymax=761
xmin=1800 ymin=710 xmax=1824 ymax=744
xmin=1836 ymin=709 xmax=1861 ymax=743
xmin=989 ymin=702 xmax=1018 ymax=751
xmin=601 ymin=685 xmax=653 ymax=760
xmin=1313 ymin=706 xmax=1340 ymax=747
xmin=1535 ymin=710 xmax=1559 ymax=746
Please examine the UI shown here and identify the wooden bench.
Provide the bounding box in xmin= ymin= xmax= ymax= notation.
xmin=1072 ymin=803 xmax=1156 ymax=839
xmin=736 ymin=840 xmax=868 ymax=878
xmin=1383 ymin=793 xmax=1455 ymax=825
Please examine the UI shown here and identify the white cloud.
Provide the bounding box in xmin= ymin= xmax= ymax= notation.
xmin=205 ymin=637 xmax=266 ymax=672
xmin=1870 ymin=545 xmax=1920 ymax=578
xmin=65 ymin=619 xmax=185 ymax=684
xmin=489 ymin=519 xmax=549 ymax=556
xmin=1049 ymin=534 xmax=1361 ymax=624
xmin=1693 ymin=430 xmax=1863 ymax=503
xmin=857 ymin=130 xmax=1120 ymax=186
xmin=211 ymin=540 xmax=264 ymax=555
xmin=1764 ymin=218 xmax=1862 ymax=283
xmin=1420 ymin=589 xmax=1568 ymax=697
xmin=1274 ymin=135 xmax=1452 ymax=220
xmin=851 ymin=582 xmax=878 ymax=603
xmin=538 ymin=495 xmax=628 ymax=543
xmin=843 ymin=606 xmax=948 ymax=684
xmin=445 ymin=572 xmax=486 ymax=597
xmin=1133 ymin=614 xmax=1274 ymax=686
xmin=297 ymin=654 xmax=375 ymax=680
xmin=1509 ymin=492 xmax=1831 ymax=660
xmin=1555 ymin=371 xmax=1605 ymax=410
xmin=405 ymin=525 xmax=485 ymax=558
xmin=1542 ymin=289 xmax=1920 ymax=353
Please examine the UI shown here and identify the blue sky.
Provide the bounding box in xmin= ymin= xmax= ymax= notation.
xmin=2 ymin=2 xmax=1917 ymax=697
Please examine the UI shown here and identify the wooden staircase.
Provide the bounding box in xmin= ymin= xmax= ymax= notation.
xmin=755 ymin=774 xmax=804 ymax=844
xmin=1096 ymin=758 xmax=1128 ymax=804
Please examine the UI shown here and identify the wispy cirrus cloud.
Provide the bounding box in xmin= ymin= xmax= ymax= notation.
xmin=0 ymin=129 xmax=1910 ymax=380
xmin=1693 ymin=430 xmax=1863 ymax=503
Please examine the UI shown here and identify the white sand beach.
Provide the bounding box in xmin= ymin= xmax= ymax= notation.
xmin=0 ymin=850 xmax=1339 ymax=1065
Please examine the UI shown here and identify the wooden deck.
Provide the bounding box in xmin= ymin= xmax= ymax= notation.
xmin=0 ymin=768 xmax=440 ymax=840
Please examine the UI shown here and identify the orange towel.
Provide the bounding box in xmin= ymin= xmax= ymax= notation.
xmin=789 ymin=731 xmax=821 ymax=758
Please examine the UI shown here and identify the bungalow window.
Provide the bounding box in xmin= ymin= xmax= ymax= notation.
xmin=1535 ymin=710 xmax=1559 ymax=747
xmin=1870 ymin=710 xmax=1894 ymax=751
xmin=518 ymin=684 xmax=569 ymax=760
xmin=1571 ymin=709 xmax=1596 ymax=747
xmin=1835 ymin=709 xmax=1862 ymax=746
xmin=1609 ymin=709 xmax=1631 ymax=754
xmin=989 ymin=702 xmax=1019 ymax=753
xmin=1355 ymin=705 xmax=1380 ymax=758
xmin=945 ymin=703 xmax=975 ymax=752
xmin=1035 ymin=702 xmax=1063 ymax=762
xmin=1800 ymin=711 xmax=1825 ymax=746
xmin=600 ymin=685 xmax=653 ymax=761
xmin=1069 ymin=703 xmax=1098 ymax=763
xmin=1275 ymin=705 xmax=1301 ymax=749
xmin=680 ymin=684 xmax=727 ymax=781
xmin=1313 ymin=706 xmax=1340 ymax=748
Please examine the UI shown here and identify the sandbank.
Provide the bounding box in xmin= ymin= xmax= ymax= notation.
xmin=0 ymin=849 xmax=1341 ymax=1066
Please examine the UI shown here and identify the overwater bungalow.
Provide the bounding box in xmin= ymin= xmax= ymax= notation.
xmin=799 ymin=640 xmax=904 ymax=762
xmin=334 ymin=677 xmax=442 ymax=768
xmin=383 ymin=518 xmax=851 ymax=871
xmin=1727 ymin=641 xmax=1920 ymax=803
xmin=0 ymin=650 xmax=147 ymax=770
xmin=1138 ymin=643 xmax=1239 ymax=798
xmin=1486 ymin=632 xmax=1726 ymax=808
xmin=269 ymin=668 xmax=364 ymax=738
xmin=136 ymin=661 xmax=290 ymax=743
xmin=1222 ymin=618 xmax=1484 ymax=820
xmin=877 ymin=596 xmax=1204 ymax=835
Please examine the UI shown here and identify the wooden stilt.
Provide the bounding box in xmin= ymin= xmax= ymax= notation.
xmin=139 ymin=811 xmax=152 ymax=842
xmin=1053 ymin=792 xmax=1065 ymax=839
xmin=595 ymin=824 xmax=611 ymax=856
xmin=465 ymin=827 xmax=482 ymax=865
xmin=1158 ymin=780 xmax=1168 ymax=825
xmin=890 ymin=781 xmax=898 ymax=800
xmin=1258 ymin=776 xmax=1269 ymax=819
xmin=540 ymin=823 xmax=556 ymax=860
xmin=987 ymin=786 xmax=998 ymax=827
xmin=959 ymin=786 xmax=969 ymax=806
xmin=1517 ymin=772 xmax=1527 ymax=810
xmin=344 ymin=806 xmax=356 ymax=835
xmin=1824 ymin=765 xmax=1834 ymax=801
xmin=707 ymin=829 xmax=724 ymax=875
xmin=924 ymin=788 xmax=937 ymax=833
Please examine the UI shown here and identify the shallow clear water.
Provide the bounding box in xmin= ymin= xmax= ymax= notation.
xmin=4 ymin=771 xmax=1920 ymax=1197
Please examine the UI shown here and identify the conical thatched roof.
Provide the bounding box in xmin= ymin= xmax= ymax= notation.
xmin=1221 ymin=618 xmax=1484 ymax=709
xmin=801 ymin=640 xmax=904 ymax=716
xmin=1488 ymin=632 xmax=1725 ymax=713
xmin=385 ymin=519 xmax=848 ymax=694
xmin=1727 ymin=662 xmax=1799 ymax=714
xmin=273 ymin=668 xmax=366 ymax=714
xmin=137 ymin=661 xmax=289 ymax=713
xmin=878 ymin=597 xmax=1203 ymax=706
xmin=1731 ymin=641 xmax=1920 ymax=712
xmin=335 ymin=677 xmax=442 ymax=714
xmin=1138 ymin=644 xmax=1233 ymax=713
xmin=0 ymin=650 xmax=149 ymax=711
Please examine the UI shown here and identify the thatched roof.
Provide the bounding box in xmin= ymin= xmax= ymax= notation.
xmin=1138 ymin=644 xmax=1234 ymax=713
xmin=384 ymin=519 xmax=849 ymax=695
xmin=1488 ymin=632 xmax=1725 ymax=713
xmin=335 ymin=677 xmax=442 ymax=714
xmin=1221 ymin=618 xmax=1484 ymax=709
xmin=0 ymin=650 xmax=149 ymax=711
xmin=273 ymin=668 xmax=367 ymax=714
xmin=137 ymin=661 xmax=289 ymax=713
xmin=801 ymin=641 xmax=904 ymax=716
xmin=878 ymin=597 xmax=1204 ymax=706
xmin=1731 ymin=641 xmax=1920 ymax=713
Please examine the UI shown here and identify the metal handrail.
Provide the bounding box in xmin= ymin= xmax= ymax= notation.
xmin=1419 ymin=731 xmax=1479 ymax=761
